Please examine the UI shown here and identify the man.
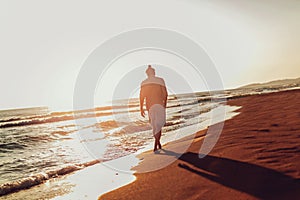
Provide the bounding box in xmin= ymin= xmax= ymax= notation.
xmin=140 ymin=65 xmax=168 ymax=152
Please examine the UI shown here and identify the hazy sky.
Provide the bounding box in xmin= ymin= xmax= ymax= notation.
xmin=1 ymin=0 xmax=299 ymax=110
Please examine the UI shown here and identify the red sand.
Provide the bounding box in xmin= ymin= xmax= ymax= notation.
xmin=100 ymin=90 xmax=300 ymax=200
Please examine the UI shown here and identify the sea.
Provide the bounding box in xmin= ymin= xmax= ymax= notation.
xmin=0 ymin=87 xmax=296 ymax=198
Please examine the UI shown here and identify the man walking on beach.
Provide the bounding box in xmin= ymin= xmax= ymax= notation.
xmin=140 ymin=65 xmax=168 ymax=152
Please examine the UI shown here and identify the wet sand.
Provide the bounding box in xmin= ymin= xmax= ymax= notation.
xmin=100 ymin=89 xmax=300 ymax=200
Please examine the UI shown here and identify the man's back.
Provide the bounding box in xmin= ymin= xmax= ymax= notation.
xmin=140 ymin=76 xmax=168 ymax=110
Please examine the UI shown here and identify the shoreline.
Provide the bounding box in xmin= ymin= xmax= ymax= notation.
xmin=100 ymin=89 xmax=300 ymax=200
xmin=0 ymin=102 xmax=239 ymax=199
xmin=51 ymin=103 xmax=239 ymax=199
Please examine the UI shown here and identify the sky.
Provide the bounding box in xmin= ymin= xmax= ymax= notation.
xmin=0 ymin=0 xmax=299 ymax=111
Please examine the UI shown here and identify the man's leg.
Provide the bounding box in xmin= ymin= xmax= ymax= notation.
xmin=154 ymin=135 xmax=158 ymax=151
xmin=157 ymin=131 xmax=162 ymax=149
xmin=154 ymin=131 xmax=162 ymax=151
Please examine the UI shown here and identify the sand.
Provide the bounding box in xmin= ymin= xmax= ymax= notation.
xmin=99 ymin=89 xmax=300 ymax=200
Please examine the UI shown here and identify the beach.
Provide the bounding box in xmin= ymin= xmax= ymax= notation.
xmin=1 ymin=85 xmax=241 ymax=199
xmin=100 ymin=89 xmax=300 ymax=200
xmin=1 ymin=89 xmax=299 ymax=200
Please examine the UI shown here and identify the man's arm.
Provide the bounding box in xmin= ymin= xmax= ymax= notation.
xmin=161 ymin=85 xmax=168 ymax=108
xmin=161 ymin=79 xmax=168 ymax=108
xmin=139 ymin=85 xmax=145 ymax=117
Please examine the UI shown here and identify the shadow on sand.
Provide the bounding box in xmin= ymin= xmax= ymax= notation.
xmin=159 ymin=149 xmax=300 ymax=199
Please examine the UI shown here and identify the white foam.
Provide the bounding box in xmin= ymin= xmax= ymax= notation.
xmin=53 ymin=154 xmax=139 ymax=200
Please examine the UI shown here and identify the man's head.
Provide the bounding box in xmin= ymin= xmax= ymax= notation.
xmin=146 ymin=65 xmax=155 ymax=77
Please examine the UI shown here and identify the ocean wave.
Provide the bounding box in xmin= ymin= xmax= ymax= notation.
xmin=0 ymin=142 xmax=27 ymax=150
xmin=0 ymin=115 xmax=74 ymax=129
xmin=107 ymin=122 xmax=151 ymax=137
xmin=165 ymin=118 xmax=186 ymax=127
xmin=0 ymin=111 xmax=113 ymax=129
xmin=0 ymin=117 xmax=23 ymax=123
xmin=0 ymin=160 xmax=101 ymax=196
xmin=95 ymin=120 xmax=126 ymax=132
